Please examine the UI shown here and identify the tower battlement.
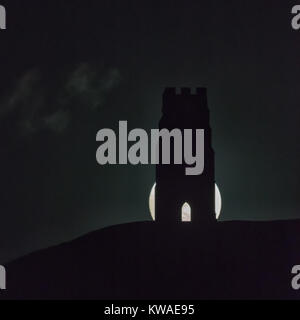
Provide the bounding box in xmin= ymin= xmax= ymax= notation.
xmin=162 ymin=87 xmax=209 ymax=123
xmin=163 ymin=87 xmax=207 ymax=96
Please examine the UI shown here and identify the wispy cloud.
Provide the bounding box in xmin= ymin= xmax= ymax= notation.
xmin=0 ymin=63 xmax=121 ymax=135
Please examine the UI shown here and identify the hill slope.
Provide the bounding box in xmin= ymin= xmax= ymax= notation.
xmin=2 ymin=220 xmax=300 ymax=299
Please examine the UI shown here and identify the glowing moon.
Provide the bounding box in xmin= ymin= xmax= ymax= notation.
xmin=215 ymin=184 xmax=222 ymax=219
xmin=149 ymin=183 xmax=222 ymax=221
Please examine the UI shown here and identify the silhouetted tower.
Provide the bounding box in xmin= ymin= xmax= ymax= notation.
xmin=155 ymin=87 xmax=215 ymax=224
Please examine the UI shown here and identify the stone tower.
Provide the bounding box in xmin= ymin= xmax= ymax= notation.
xmin=155 ymin=87 xmax=215 ymax=224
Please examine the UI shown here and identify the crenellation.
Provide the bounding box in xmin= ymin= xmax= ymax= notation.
xmin=163 ymin=87 xmax=207 ymax=96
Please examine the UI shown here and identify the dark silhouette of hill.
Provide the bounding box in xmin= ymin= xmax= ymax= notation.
xmin=2 ymin=219 xmax=300 ymax=299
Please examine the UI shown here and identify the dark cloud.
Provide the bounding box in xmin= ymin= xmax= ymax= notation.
xmin=65 ymin=63 xmax=121 ymax=111
xmin=0 ymin=63 xmax=121 ymax=135
xmin=0 ymin=69 xmax=42 ymax=119
xmin=43 ymin=109 xmax=70 ymax=134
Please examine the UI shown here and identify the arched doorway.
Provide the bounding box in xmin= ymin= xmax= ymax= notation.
xmin=181 ymin=202 xmax=191 ymax=222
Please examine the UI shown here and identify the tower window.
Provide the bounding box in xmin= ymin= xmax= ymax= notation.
xmin=181 ymin=202 xmax=191 ymax=222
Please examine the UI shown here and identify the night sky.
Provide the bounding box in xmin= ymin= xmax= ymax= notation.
xmin=0 ymin=0 xmax=299 ymax=263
